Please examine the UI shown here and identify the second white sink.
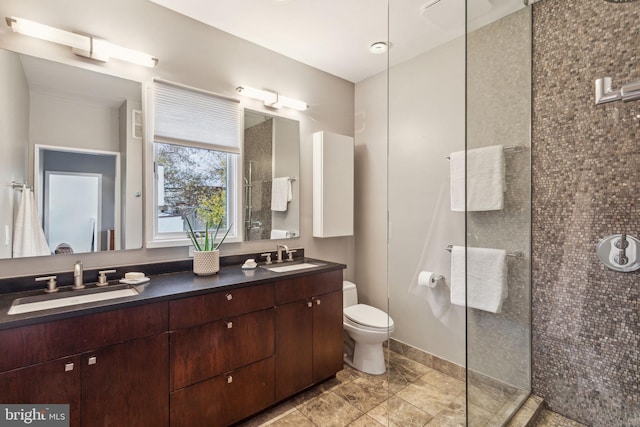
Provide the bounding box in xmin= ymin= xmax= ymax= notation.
xmin=264 ymin=262 xmax=323 ymax=273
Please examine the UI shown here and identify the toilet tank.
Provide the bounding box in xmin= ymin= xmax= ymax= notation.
xmin=342 ymin=281 xmax=358 ymax=308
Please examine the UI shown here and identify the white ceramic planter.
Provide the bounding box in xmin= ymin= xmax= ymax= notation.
xmin=193 ymin=250 xmax=220 ymax=275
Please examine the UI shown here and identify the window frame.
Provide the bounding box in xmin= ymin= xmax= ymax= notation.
xmin=144 ymin=81 xmax=243 ymax=249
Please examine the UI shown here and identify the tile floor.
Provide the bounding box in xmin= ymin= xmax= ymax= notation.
xmin=238 ymin=350 xmax=519 ymax=427
xmin=237 ymin=350 xmax=584 ymax=427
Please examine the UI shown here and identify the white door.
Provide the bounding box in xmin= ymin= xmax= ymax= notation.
xmin=45 ymin=172 xmax=101 ymax=253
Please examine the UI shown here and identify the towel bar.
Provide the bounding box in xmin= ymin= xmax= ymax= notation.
xmin=10 ymin=181 xmax=31 ymax=191
xmin=445 ymin=145 xmax=526 ymax=159
xmin=445 ymin=244 xmax=524 ymax=259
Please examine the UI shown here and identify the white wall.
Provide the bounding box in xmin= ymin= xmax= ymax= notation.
xmin=0 ymin=0 xmax=355 ymax=279
xmin=0 ymin=50 xmax=29 ymax=259
xmin=355 ymin=37 xmax=466 ymax=365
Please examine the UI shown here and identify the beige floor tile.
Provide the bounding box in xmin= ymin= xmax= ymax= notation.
xmin=235 ymin=402 xmax=295 ymax=427
xmin=333 ymin=376 xmax=391 ymax=413
xmin=367 ymin=395 xmax=434 ymax=427
xmin=298 ymin=391 xmax=364 ymax=427
xmin=425 ymin=407 xmax=466 ymax=427
xmin=396 ymin=378 xmax=461 ymax=417
xmin=263 ymin=409 xmax=315 ymax=427
xmin=347 ymin=414 xmax=385 ymax=426
xmin=420 ymin=370 xmax=466 ymax=396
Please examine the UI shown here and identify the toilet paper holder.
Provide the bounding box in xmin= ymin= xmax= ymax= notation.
xmin=418 ymin=271 xmax=445 ymax=287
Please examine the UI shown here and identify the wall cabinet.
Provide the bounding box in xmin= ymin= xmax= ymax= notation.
xmin=312 ymin=131 xmax=354 ymax=238
xmin=275 ymin=270 xmax=344 ymax=400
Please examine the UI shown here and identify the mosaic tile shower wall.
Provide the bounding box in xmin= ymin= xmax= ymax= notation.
xmin=531 ymin=1 xmax=640 ymax=426
xmin=244 ymin=119 xmax=273 ymax=241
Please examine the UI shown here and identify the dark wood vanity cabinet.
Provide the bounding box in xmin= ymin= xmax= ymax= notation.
xmin=274 ymin=270 xmax=344 ymax=401
xmin=0 ymin=302 xmax=169 ymax=427
xmin=0 ymin=356 xmax=82 ymax=426
xmin=0 ymin=267 xmax=345 ymax=427
xmin=169 ymin=283 xmax=276 ymax=427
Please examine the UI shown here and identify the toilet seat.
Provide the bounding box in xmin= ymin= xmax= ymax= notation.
xmin=344 ymin=304 xmax=394 ymax=330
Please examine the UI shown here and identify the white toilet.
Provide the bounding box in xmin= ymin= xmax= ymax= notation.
xmin=342 ymin=281 xmax=395 ymax=375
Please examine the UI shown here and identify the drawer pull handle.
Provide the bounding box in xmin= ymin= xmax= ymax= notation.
xmin=226 ymin=293 xmax=233 ymax=301
xmin=307 ymin=301 xmax=312 ymax=308
xmin=65 ymin=363 xmax=74 ymax=372
xmin=316 ymin=299 xmax=321 ymax=305
xmin=226 ymin=321 xmax=233 ymax=329
xmin=227 ymin=375 xmax=233 ymax=384
xmin=88 ymin=356 xmax=97 ymax=366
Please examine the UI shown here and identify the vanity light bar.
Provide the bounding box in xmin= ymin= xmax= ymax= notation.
xmin=236 ymin=86 xmax=307 ymax=111
xmin=5 ymin=17 xmax=158 ymax=68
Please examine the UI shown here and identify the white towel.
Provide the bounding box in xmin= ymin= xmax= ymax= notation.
xmin=270 ymin=229 xmax=291 ymax=239
xmin=271 ymin=177 xmax=292 ymax=212
xmin=450 ymin=145 xmax=505 ymax=211
xmin=450 ymin=246 xmax=508 ymax=313
xmin=13 ymin=187 xmax=51 ymax=258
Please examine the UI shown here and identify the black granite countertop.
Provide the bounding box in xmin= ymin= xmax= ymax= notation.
xmin=0 ymin=257 xmax=345 ymax=330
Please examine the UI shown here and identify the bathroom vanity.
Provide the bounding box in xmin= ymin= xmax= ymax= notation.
xmin=0 ymin=259 xmax=345 ymax=427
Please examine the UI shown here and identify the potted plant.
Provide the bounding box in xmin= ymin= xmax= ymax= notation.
xmin=186 ymin=216 xmax=232 ymax=276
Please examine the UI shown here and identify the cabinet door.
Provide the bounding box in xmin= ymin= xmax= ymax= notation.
xmin=275 ymin=299 xmax=313 ymax=401
xmin=312 ymin=290 xmax=344 ymax=383
xmin=82 ymin=333 xmax=169 ymax=427
xmin=0 ymin=356 xmax=81 ymax=426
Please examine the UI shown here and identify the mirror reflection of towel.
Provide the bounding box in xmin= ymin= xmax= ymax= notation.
xmin=13 ymin=187 xmax=51 ymax=257
xmin=271 ymin=177 xmax=292 ymax=212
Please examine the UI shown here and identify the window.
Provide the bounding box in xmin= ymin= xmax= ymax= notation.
xmin=146 ymin=80 xmax=242 ymax=247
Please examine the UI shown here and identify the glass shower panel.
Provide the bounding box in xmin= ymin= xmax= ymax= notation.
xmin=465 ymin=3 xmax=532 ymax=426
xmin=387 ymin=0 xmax=466 ymax=425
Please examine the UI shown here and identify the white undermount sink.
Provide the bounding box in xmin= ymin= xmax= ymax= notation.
xmin=8 ymin=285 xmax=139 ymax=315
xmin=263 ymin=262 xmax=324 ymax=273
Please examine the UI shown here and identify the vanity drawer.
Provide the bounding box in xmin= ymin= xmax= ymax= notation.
xmin=0 ymin=302 xmax=168 ymax=372
xmin=275 ymin=270 xmax=343 ymax=304
xmin=170 ymin=308 xmax=275 ymax=390
xmin=170 ymin=356 xmax=275 ymax=427
xmin=169 ymin=282 xmax=274 ymax=330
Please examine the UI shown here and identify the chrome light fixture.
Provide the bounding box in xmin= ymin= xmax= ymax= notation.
xmin=5 ymin=17 xmax=158 ymax=68
xmin=236 ymin=86 xmax=307 ymax=111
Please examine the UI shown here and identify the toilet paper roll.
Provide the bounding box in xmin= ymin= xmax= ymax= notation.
xmin=418 ymin=271 xmax=437 ymax=288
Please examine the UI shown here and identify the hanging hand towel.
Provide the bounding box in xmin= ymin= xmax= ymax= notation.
xmin=271 ymin=177 xmax=292 ymax=212
xmin=449 ymin=145 xmax=505 ymax=211
xmin=270 ymin=229 xmax=291 ymax=239
xmin=450 ymin=246 xmax=508 ymax=313
xmin=13 ymin=187 xmax=51 ymax=258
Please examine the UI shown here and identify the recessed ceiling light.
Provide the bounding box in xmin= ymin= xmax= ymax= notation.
xmin=369 ymin=42 xmax=388 ymax=54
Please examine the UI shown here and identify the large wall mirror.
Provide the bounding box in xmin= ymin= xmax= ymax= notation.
xmin=0 ymin=49 xmax=143 ymax=259
xmin=243 ymin=110 xmax=300 ymax=241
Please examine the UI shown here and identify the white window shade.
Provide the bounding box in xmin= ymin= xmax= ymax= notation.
xmin=153 ymin=80 xmax=241 ymax=153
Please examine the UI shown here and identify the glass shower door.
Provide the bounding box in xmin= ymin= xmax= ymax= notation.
xmin=465 ymin=3 xmax=532 ymax=425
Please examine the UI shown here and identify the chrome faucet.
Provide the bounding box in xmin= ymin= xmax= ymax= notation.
xmin=276 ymin=244 xmax=289 ymax=263
xmin=72 ymin=260 xmax=85 ymax=290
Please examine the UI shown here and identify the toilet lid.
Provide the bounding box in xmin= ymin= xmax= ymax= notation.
xmin=344 ymin=304 xmax=394 ymax=329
